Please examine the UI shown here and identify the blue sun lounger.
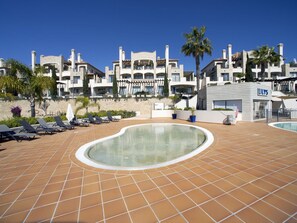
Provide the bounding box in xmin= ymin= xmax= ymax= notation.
xmin=0 ymin=124 xmax=37 ymax=142
xmin=54 ymin=116 xmax=75 ymax=130
xmin=37 ymin=118 xmax=64 ymax=133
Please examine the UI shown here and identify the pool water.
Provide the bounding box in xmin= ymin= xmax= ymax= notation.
xmin=270 ymin=122 xmax=297 ymax=133
xmin=76 ymin=123 xmax=214 ymax=170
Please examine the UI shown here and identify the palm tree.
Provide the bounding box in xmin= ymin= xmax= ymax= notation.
xmin=75 ymin=96 xmax=100 ymax=115
xmin=252 ymin=45 xmax=281 ymax=81
xmin=0 ymin=59 xmax=54 ymax=117
xmin=181 ymin=26 xmax=212 ymax=109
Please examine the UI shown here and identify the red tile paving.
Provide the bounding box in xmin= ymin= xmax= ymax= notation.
xmin=0 ymin=118 xmax=296 ymax=222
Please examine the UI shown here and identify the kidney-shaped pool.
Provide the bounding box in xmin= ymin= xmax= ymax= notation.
xmin=75 ymin=123 xmax=214 ymax=170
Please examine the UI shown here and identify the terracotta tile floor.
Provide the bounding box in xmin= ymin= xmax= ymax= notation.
xmin=0 ymin=118 xmax=296 ymax=222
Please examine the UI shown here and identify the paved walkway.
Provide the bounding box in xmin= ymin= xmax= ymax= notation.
xmin=0 ymin=119 xmax=296 ymax=222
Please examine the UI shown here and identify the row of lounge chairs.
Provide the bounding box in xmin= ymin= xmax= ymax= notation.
xmin=87 ymin=112 xmax=120 ymax=124
xmin=0 ymin=112 xmax=120 ymax=142
xmin=0 ymin=116 xmax=81 ymax=142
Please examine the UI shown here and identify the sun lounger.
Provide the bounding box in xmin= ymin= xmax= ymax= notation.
xmin=107 ymin=111 xmax=120 ymax=122
xmin=95 ymin=116 xmax=110 ymax=123
xmin=20 ymin=120 xmax=44 ymax=134
xmin=37 ymin=118 xmax=65 ymax=133
xmin=54 ymin=116 xmax=75 ymax=130
xmin=70 ymin=117 xmax=89 ymax=127
xmin=87 ymin=114 xmax=101 ymax=124
xmin=0 ymin=124 xmax=37 ymax=142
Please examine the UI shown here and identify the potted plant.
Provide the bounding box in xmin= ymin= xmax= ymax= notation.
xmin=189 ymin=107 xmax=196 ymax=122
xmin=172 ymin=106 xmax=177 ymax=119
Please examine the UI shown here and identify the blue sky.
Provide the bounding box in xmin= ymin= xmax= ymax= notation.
xmin=1 ymin=0 xmax=296 ymax=72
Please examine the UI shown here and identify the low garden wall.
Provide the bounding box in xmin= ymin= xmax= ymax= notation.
xmin=151 ymin=110 xmax=237 ymax=124
xmin=0 ymin=98 xmax=172 ymax=120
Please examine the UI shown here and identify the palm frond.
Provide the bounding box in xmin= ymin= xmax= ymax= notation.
xmin=75 ymin=105 xmax=85 ymax=115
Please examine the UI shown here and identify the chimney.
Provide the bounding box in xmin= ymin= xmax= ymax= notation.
xmin=278 ymin=43 xmax=284 ymax=66
xmin=122 ymin=51 xmax=125 ymax=60
xmin=119 ymin=46 xmax=123 ymax=70
xmin=227 ymin=44 xmax=232 ymax=68
xmin=222 ymin=49 xmax=226 ymax=59
xmin=31 ymin=50 xmax=36 ymax=71
xmin=71 ymin=49 xmax=75 ymax=71
xmin=278 ymin=43 xmax=283 ymax=56
xmin=77 ymin=53 xmax=81 ymax=63
xmin=165 ymin=45 xmax=169 ymax=68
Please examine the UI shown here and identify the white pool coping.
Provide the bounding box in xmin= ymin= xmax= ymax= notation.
xmin=268 ymin=121 xmax=297 ymax=133
xmin=75 ymin=123 xmax=214 ymax=170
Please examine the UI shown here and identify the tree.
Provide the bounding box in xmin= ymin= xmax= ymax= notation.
xmin=112 ymin=75 xmax=118 ymax=98
xmin=234 ymin=73 xmax=245 ymax=83
xmin=83 ymin=74 xmax=89 ymax=97
xmin=75 ymin=96 xmax=100 ymax=115
xmin=163 ymin=73 xmax=169 ymax=97
xmin=245 ymin=55 xmax=254 ymax=82
xmin=252 ymin=45 xmax=281 ymax=81
xmin=49 ymin=65 xmax=58 ymax=99
xmin=0 ymin=59 xmax=54 ymax=117
xmin=181 ymin=26 xmax=212 ymax=109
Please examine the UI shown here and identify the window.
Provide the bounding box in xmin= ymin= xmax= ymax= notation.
xmin=172 ymin=73 xmax=180 ymax=82
xmin=158 ymin=86 xmax=164 ymax=95
xmin=156 ymin=74 xmax=165 ymax=78
xmin=109 ymin=75 xmax=114 ymax=83
xmin=134 ymin=73 xmax=143 ymax=79
xmin=145 ymin=86 xmax=154 ymax=94
xmin=119 ymin=87 xmax=127 ymax=95
xmin=145 ymin=73 xmax=154 ymax=79
xmin=222 ymin=73 xmax=229 ymax=81
xmin=132 ymin=86 xmax=141 ymax=94
xmin=73 ymin=76 xmax=80 ymax=84
xmin=79 ymin=66 xmax=86 ymax=73
xmin=213 ymin=100 xmax=242 ymax=112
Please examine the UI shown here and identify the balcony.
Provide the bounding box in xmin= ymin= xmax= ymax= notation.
xmin=69 ymin=79 xmax=83 ymax=88
xmin=156 ymin=67 xmax=166 ymax=73
xmin=89 ymin=79 xmax=112 ymax=87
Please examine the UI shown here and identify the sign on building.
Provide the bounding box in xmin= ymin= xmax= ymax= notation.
xmin=257 ymin=88 xmax=268 ymax=96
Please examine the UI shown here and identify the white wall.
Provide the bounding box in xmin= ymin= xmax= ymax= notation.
xmin=175 ymin=110 xmax=237 ymax=124
xmin=151 ymin=110 xmax=173 ymax=118
xmin=206 ymin=82 xmax=271 ymax=121
xmin=175 ymin=95 xmax=197 ymax=109
xmin=150 ymin=110 xmax=237 ymax=124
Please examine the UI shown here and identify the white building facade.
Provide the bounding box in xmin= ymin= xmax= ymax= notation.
xmin=33 ymin=49 xmax=105 ymax=98
xmin=0 ymin=58 xmax=7 ymax=76
xmin=98 ymin=45 xmax=195 ymax=97
xmin=202 ymin=43 xmax=297 ymax=93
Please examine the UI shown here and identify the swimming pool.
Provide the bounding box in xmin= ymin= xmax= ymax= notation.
xmin=76 ymin=123 xmax=214 ymax=170
xmin=269 ymin=122 xmax=297 ymax=133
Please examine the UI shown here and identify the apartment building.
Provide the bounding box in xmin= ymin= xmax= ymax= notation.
xmin=32 ymin=49 xmax=105 ymax=98
xmin=202 ymin=43 xmax=297 ymax=93
xmin=96 ymin=45 xmax=195 ymax=97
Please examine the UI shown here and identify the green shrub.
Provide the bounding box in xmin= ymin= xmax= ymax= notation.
xmin=43 ymin=116 xmax=55 ymax=123
xmin=78 ymin=110 xmax=136 ymax=119
xmin=0 ymin=110 xmax=136 ymax=127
